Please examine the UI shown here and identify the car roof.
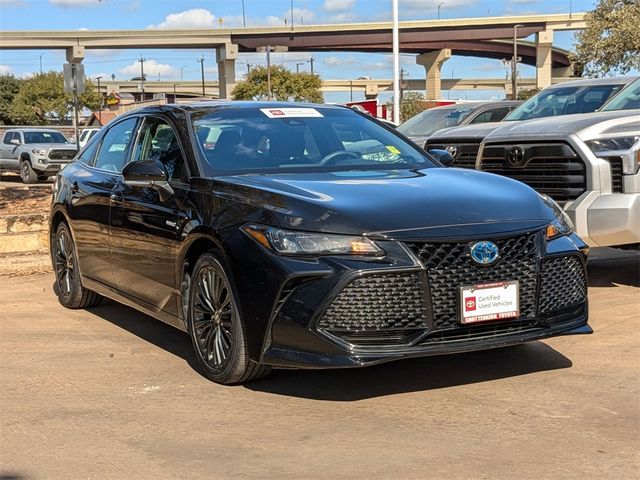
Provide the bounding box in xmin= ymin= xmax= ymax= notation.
xmin=7 ymin=128 xmax=64 ymax=132
xmin=544 ymin=76 xmax=638 ymax=89
xmin=427 ymin=100 xmax=521 ymax=112
xmin=121 ymin=101 xmax=354 ymax=117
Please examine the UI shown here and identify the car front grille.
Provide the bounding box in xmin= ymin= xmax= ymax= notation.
xmin=426 ymin=140 xmax=480 ymax=169
xmin=409 ymin=232 xmax=540 ymax=331
xmin=313 ymin=232 xmax=587 ymax=350
xmin=479 ymin=142 xmax=586 ymax=202
xmin=538 ymin=256 xmax=587 ymax=315
xmin=603 ymin=156 xmax=624 ymax=193
xmin=48 ymin=149 xmax=77 ymax=161
xmin=317 ymin=272 xmax=428 ymax=332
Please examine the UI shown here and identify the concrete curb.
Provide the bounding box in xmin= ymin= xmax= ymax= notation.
xmin=0 ymin=213 xmax=49 ymax=254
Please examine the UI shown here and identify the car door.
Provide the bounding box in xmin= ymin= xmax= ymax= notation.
xmin=70 ymin=117 xmax=140 ymax=288
xmin=108 ymin=115 xmax=190 ymax=316
xmin=0 ymin=132 xmax=20 ymax=171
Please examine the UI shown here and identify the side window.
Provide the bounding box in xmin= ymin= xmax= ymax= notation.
xmin=77 ymin=136 xmax=100 ymax=164
xmin=469 ymin=111 xmax=492 ymax=124
xmin=132 ymin=117 xmax=188 ymax=182
xmin=93 ymin=118 xmax=138 ymax=172
xmin=2 ymin=132 xmax=13 ymax=144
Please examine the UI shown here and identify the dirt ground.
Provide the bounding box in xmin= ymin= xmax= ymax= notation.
xmin=0 ymin=248 xmax=638 ymax=480
xmin=0 ymin=174 xmax=52 ymax=215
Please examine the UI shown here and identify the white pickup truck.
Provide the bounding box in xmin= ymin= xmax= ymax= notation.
xmin=0 ymin=129 xmax=78 ymax=183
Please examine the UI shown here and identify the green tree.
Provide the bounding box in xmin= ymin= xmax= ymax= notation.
xmin=572 ymin=0 xmax=640 ymax=77
xmin=232 ymin=65 xmax=323 ymax=103
xmin=517 ymin=88 xmax=540 ymax=101
xmin=10 ymin=71 xmax=102 ymax=125
xmin=0 ymin=75 xmax=22 ymax=125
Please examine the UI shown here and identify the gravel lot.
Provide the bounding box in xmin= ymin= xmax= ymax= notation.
xmin=1 ymin=248 xmax=638 ymax=480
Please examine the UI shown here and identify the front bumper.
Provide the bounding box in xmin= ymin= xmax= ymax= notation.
xmin=565 ymin=192 xmax=640 ymax=247
xmin=227 ymin=228 xmax=591 ymax=369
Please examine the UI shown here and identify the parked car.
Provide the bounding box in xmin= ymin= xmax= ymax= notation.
xmin=425 ymin=76 xmax=638 ymax=168
xmin=475 ymin=79 xmax=640 ymax=248
xmin=0 ymin=129 xmax=78 ymax=183
xmin=78 ymin=128 xmax=100 ymax=148
xmin=397 ymin=101 xmax=521 ymax=146
xmin=50 ymin=102 xmax=591 ymax=384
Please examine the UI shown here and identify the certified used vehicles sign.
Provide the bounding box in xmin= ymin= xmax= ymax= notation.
xmin=260 ymin=107 xmax=324 ymax=118
xmin=460 ymin=280 xmax=520 ymax=324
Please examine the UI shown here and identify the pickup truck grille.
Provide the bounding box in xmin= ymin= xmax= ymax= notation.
xmin=426 ymin=140 xmax=479 ymax=169
xmin=603 ymin=156 xmax=624 ymax=193
xmin=49 ymin=149 xmax=77 ymax=161
xmin=479 ymin=142 xmax=586 ymax=202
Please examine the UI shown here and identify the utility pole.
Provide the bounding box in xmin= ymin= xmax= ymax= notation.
xmin=290 ymin=0 xmax=294 ymax=29
xmin=350 ymin=80 xmax=353 ymax=102
xmin=173 ymin=83 xmax=177 ymax=103
xmin=392 ymin=0 xmax=400 ymax=124
xmin=296 ymin=62 xmax=305 ymax=74
xmin=437 ymin=2 xmax=445 ymax=20
xmin=39 ymin=52 xmax=44 ymax=74
xmin=95 ymin=76 xmax=103 ymax=124
xmin=307 ymin=57 xmax=315 ymax=75
xmin=512 ymin=24 xmax=523 ymax=100
xmin=139 ymin=56 xmax=145 ymax=99
xmin=242 ymin=0 xmax=246 ymax=27
xmin=197 ymin=57 xmax=206 ymax=97
xmin=246 ymin=63 xmax=252 ymax=76
xmin=400 ymin=68 xmax=407 ymax=102
xmin=266 ymin=46 xmax=272 ymax=100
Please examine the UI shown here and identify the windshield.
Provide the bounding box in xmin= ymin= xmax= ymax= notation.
xmin=397 ymin=107 xmax=475 ymax=137
xmin=23 ymin=131 xmax=68 ymax=144
xmin=505 ymin=83 xmax=623 ymax=121
xmin=191 ymin=106 xmax=436 ymax=175
xmin=601 ymin=80 xmax=640 ymax=111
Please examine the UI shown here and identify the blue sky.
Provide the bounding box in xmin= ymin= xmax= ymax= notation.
xmin=0 ymin=0 xmax=599 ymax=102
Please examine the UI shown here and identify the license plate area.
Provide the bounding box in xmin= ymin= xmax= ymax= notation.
xmin=459 ymin=280 xmax=519 ymax=325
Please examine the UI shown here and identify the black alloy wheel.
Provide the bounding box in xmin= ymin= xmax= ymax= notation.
xmin=187 ymin=252 xmax=270 ymax=384
xmin=53 ymin=223 xmax=102 ymax=309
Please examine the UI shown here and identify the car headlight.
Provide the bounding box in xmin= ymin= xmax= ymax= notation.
xmin=541 ymin=194 xmax=574 ymax=240
xmin=585 ymin=135 xmax=640 ymax=174
xmin=242 ymin=224 xmax=384 ymax=256
xmin=32 ymin=148 xmax=47 ymax=156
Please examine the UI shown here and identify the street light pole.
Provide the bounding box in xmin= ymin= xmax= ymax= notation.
xmin=266 ymin=46 xmax=272 ymax=100
xmin=296 ymin=62 xmax=305 ymax=74
xmin=308 ymin=56 xmax=315 ymax=75
xmin=392 ymin=0 xmax=400 ymax=124
xmin=180 ymin=65 xmax=186 ymax=81
xmin=290 ymin=0 xmax=294 ymax=29
xmin=39 ymin=53 xmax=44 ymax=74
xmin=512 ymin=24 xmax=523 ymax=100
xmin=139 ymin=56 xmax=145 ymax=99
xmin=242 ymin=0 xmax=246 ymax=27
xmin=437 ymin=2 xmax=445 ymax=20
xmin=197 ymin=56 xmax=206 ymax=97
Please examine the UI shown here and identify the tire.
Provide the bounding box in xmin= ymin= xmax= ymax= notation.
xmin=53 ymin=222 xmax=103 ymax=309
xmin=20 ymin=159 xmax=37 ymax=184
xmin=186 ymin=251 xmax=271 ymax=384
xmin=37 ymin=174 xmax=50 ymax=182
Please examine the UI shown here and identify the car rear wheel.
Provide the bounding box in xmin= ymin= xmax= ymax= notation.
xmin=187 ymin=252 xmax=271 ymax=384
xmin=53 ymin=222 xmax=102 ymax=309
xmin=20 ymin=159 xmax=37 ymax=184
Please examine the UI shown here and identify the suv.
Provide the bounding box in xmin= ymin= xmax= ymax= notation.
xmin=425 ymin=76 xmax=638 ymax=168
xmin=397 ymin=100 xmax=521 ymax=146
xmin=475 ymin=79 xmax=640 ymax=248
xmin=0 ymin=129 xmax=78 ymax=183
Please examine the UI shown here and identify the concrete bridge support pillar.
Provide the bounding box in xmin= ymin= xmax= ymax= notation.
xmin=364 ymin=82 xmax=379 ymax=100
xmin=416 ymin=49 xmax=451 ymax=101
xmin=66 ymin=46 xmax=85 ymax=64
xmin=536 ymin=30 xmax=554 ymax=89
xmin=216 ymin=44 xmax=238 ymax=99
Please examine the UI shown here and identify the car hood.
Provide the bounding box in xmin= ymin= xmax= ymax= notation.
xmin=215 ymin=168 xmax=555 ymax=240
xmin=484 ymin=110 xmax=640 ymax=142
xmin=26 ymin=143 xmax=77 ymax=150
xmin=428 ymin=122 xmax=503 ymax=142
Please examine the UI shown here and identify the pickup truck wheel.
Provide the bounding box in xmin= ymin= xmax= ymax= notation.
xmin=20 ymin=159 xmax=37 ymax=184
xmin=53 ymin=223 xmax=103 ymax=309
xmin=37 ymin=174 xmax=50 ymax=182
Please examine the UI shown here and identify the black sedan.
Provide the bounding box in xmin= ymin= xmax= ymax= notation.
xmin=50 ymin=102 xmax=591 ymax=384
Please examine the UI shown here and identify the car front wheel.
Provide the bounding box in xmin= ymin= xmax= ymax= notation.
xmin=20 ymin=159 xmax=37 ymax=184
xmin=187 ymin=252 xmax=271 ymax=384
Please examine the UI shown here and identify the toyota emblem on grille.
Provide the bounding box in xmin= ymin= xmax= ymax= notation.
xmin=445 ymin=145 xmax=458 ymax=158
xmin=506 ymin=146 xmax=526 ymax=168
xmin=470 ymin=241 xmax=499 ymax=265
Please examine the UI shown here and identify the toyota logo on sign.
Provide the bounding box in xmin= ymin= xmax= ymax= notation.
xmin=506 ymin=146 xmax=526 ymax=168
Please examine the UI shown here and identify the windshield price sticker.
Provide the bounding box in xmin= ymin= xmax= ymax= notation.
xmin=260 ymin=108 xmax=324 ymax=118
xmin=460 ymin=280 xmax=519 ymax=324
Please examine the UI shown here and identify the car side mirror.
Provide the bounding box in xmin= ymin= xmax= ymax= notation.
xmin=10 ymin=138 xmax=21 ymax=146
xmin=428 ymin=148 xmax=455 ymax=167
xmin=122 ymin=160 xmax=174 ymax=202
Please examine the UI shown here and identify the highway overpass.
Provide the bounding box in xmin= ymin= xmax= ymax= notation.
xmin=0 ymin=13 xmax=585 ymax=100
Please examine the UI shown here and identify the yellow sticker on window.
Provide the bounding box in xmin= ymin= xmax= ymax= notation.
xmin=386 ymin=145 xmax=401 ymax=155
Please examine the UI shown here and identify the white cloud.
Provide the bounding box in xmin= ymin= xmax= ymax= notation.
xmin=287 ymin=7 xmax=315 ymax=25
xmin=119 ymin=59 xmax=178 ymax=80
xmin=323 ymin=0 xmax=356 ymax=12
xmin=148 ymin=9 xmax=216 ymax=30
xmin=0 ymin=65 xmax=12 ymax=75
xmin=49 ymin=0 xmax=100 ymax=7
xmin=0 ymin=0 xmax=26 ymax=6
